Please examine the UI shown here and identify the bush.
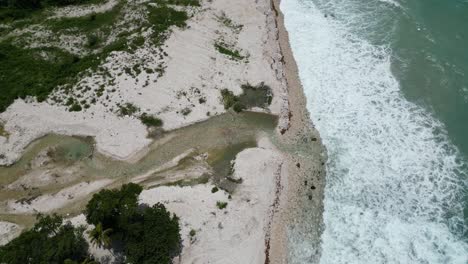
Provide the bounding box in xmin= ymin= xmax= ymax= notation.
xmin=140 ymin=113 xmax=163 ymax=127
xmin=232 ymin=102 xmax=245 ymax=113
xmin=118 ymin=102 xmax=139 ymax=116
xmin=69 ymin=103 xmax=82 ymax=112
xmin=0 ymin=214 xmax=90 ymax=264
xmin=211 ymin=186 xmax=219 ymax=193
xmin=216 ymin=201 xmax=228 ymax=209
xmin=220 ymin=89 xmax=238 ymax=109
xmin=87 ymin=34 xmax=99 ymax=48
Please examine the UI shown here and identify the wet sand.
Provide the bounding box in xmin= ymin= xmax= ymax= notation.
xmin=267 ymin=0 xmax=327 ymax=263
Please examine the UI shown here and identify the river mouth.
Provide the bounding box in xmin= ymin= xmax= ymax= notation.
xmin=0 ymin=111 xmax=277 ymax=226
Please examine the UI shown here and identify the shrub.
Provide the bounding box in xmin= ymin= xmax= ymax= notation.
xmin=87 ymin=34 xmax=99 ymax=48
xmin=216 ymin=201 xmax=228 ymax=209
xmin=118 ymin=102 xmax=139 ymax=116
xmin=181 ymin=107 xmax=191 ymax=116
xmin=232 ymin=102 xmax=245 ymax=113
xmin=211 ymin=186 xmax=219 ymax=193
xmin=214 ymin=42 xmax=244 ymax=60
xmin=220 ymin=89 xmax=238 ymax=109
xmin=69 ymin=103 xmax=82 ymax=112
xmin=189 ymin=229 xmax=196 ymax=237
xmin=140 ymin=113 xmax=163 ymax=127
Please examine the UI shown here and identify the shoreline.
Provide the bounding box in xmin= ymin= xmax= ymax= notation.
xmin=268 ymin=0 xmax=327 ymax=262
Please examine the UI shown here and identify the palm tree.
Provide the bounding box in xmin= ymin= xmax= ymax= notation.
xmin=87 ymin=222 xmax=112 ymax=249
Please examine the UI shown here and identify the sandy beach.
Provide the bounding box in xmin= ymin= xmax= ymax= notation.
xmin=0 ymin=0 xmax=326 ymax=262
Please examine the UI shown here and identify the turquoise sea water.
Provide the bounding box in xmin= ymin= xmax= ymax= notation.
xmin=281 ymin=0 xmax=468 ymax=263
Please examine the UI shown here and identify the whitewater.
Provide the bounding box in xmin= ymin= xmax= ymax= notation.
xmin=281 ymin=0 xmax=468 ymax=263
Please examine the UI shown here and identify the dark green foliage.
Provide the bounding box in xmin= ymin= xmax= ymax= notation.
xmin=214 ymin=42 xmax=244 ymax=60
xmin=0 ymin=37 xmax=133 ymax=112
xmin=211 ymin=186 xmax=219 ymax=193
xmin=85 ymin=183 xmax=143 ymax=231
xmin=220 ymin=89 xmax=238 ymax=110
xmin=140 ymin=113 xmax=163 ymax=127
xmin=147 ymin=4 xmax=188 ymax=33
xmin=124 ymin=203 xmax=181 ymax=264
xmin=85 ymin=183 xmax=181 ymax=263
xmin=87 ymin=34 xmax=99 ymax=48
xmin=0 ymin=0 xmax=102 ymax=21
xmin=232 ymin=102 xmax=245 ymax=113
xmin=69 ymin=103 xmax=82 ymax=111
xmin=165 ymin=0 xmax=200 ymax=6
xmin=216 ymin=201 xmax=228 ymax=209
xmin=118 ymin=102 xmax=139 ymax=116
xmin=0 ymin=214 xmax=89 ymax=264
xmin=48 ymin=5 xmax=121 ymax=33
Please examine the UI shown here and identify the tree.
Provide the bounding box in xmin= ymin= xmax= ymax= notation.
xmin=85 ymin=184 xmax=181 ymax=264
xmin=85 ymin=183 xmax=142 ymax=232
xmin=124 ymin=203 xmax=181 ymax=264
xmin=0 ymin=214 xmax=90 ymax=264
xmin=87 ymin=222 xmax=112 ymax=248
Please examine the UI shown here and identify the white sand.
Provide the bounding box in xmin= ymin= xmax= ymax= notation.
xmin=0 ymin=221 xmax=22 ymax=246
xmin=0 ymin=0 xmax=288 ymax=166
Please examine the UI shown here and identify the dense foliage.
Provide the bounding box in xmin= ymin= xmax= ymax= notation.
xmin=0 ymin=214 xmax=90 ymax=264
xmin=86 ymin=183 xmax=181 ymax=263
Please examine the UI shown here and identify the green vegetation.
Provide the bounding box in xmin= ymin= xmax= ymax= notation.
xmin=189 ymin=229 xmax=196 ymax=236
xmin=0 ymin=214 xmax=91 ymax=264
xmin=216 ymin=201 xmax=228 ymax=209
xmin=86 ymin=183 xmax=181 ymax=263
xmin=0 ymin=0 xmax=194 ymax=112
xmin=220 ymin=83 xmax=273 ymax=113
xmin=165 ymin=0 xmax=200 ymax=6
xmin=215 ymin=12 xmax=243 ymax=32
xmin=87 ymin=223 xmax=112 ymax=249
xmin=140 ymin=113 xmax=163 ymax=127
xmin=214 ymin=42 xmax=245 ymax=61
xmin=0 ymin=0 xmax=102 ymax=22
xmin=211 ymin=186 xmax=219 ymax=193
xmin=118 ymin=102 xmax=139 ymax=116
xmin=147 ymin=3 xmax=189 ymax=41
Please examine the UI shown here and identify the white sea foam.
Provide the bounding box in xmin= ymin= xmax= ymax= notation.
xmin=281 ymin=0 xmax=468 ymax=263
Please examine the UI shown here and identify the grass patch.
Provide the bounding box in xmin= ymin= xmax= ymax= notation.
xmin=216 ymin=201 xmax=228 ymax=209
xmin=214 ymin=42 xmax=244 ymax=61
xmin=140 ymin=113 xmax=163 ymax=127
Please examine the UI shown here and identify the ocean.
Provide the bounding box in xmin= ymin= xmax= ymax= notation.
xmin=281 ymin=0 xmax=468 ymax=263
